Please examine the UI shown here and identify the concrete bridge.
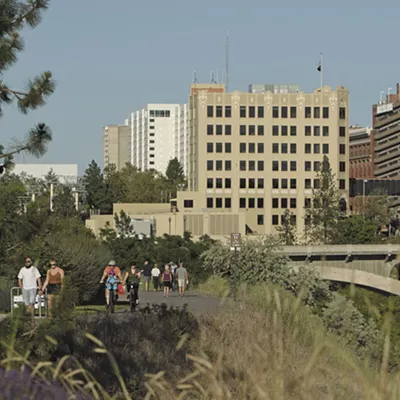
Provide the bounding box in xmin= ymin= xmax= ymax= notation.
xmin=279 ymin=244 xmax=400 ymax=295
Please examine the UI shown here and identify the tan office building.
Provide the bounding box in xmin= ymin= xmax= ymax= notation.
xmin=103 ymin=125 xmax=130 ymax=170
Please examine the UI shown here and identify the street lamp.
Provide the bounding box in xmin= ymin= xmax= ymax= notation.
xmin=183 ymin=215 xmax=187 ymax=233
xmin=362 ymin=179 xmax=368 ymax=214
xmin=168 ymin=216 xmax=171 ymax=235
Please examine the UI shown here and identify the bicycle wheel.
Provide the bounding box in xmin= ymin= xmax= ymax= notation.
xmin=109 ymin=289 xmax=115 ymax=314
xmin=129 ymin=290 xmax=136 ymax=313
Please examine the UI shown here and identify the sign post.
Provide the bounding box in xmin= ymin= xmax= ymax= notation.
xmin=230 ymin=233 xmax=242 ymax=301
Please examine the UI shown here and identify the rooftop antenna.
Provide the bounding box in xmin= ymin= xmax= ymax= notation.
xmin=193 ymin=70 xmax=198 ymax=84
xmin=210 ymin=71 xmax=217 ymax=84
xmin=225 ymin=31 xmax=229 ymax=91
xmin=216 ymin=68 xmax=219 ymax=83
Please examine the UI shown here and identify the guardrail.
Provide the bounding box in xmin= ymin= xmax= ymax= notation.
xmin=10 ymin=287 xmax=48 ymax=318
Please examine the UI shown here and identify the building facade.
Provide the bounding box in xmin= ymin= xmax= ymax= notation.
xmin=373 ymin=83 xmax=400 ymax=178
xmin=129 ymin=104 xmax=188 ymax=175
xmin=349 ymin=125 xmax=373 ymax=178
xmin=103 ymin=125 xmax=130 ymax=170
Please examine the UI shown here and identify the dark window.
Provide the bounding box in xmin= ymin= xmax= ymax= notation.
xmin=248 ymin=143 xmax=255 ymax=153
xmin=281 ymin=126 xmax=288 ymax=136
xmin=340 ymin=126 xmax=346 ymax=137
xmin=257 ymin=215 xmax=264 ymax=225
xmin=314 ymin=179 xmax=320 ymax=189
xmin=207 ymin=105 xmax=213 ymax=117
xmin=249 ymin=106 xmax=255 ymax=118
xmin=322 ymin=126 xmax=329 ymax=136
xmin=314 ymin=107 xmax=320 ymax=118
xmin=207 ymin=198 xmax=213 ymax=208
xmin=257 ymin=125 xmax=264 ymax=136
xmin=340 ymin=144 xmax=346 ymax=154
xmin=323 ymin=107 xmax=329 ymax=118
xmin=207 ymin=143 xmax=213 ymax=153
xmin=272 ymin=179 xmax=279 ymax=189
xmin=249 ymin=125 xmax=255 ymax=135
xmin=281 ymin=198 xmax=288 ymax=208
xmin=305 ymin=198 xmax=311 ymax=208
xmin=290 ymin=198 xmax=297 ymax=209
xmin=216 ymin=178 xmax=223 ymax=188
xmin=240 ymin=160 xmax=246 ymax=171
xmin=240 ymin=178 xmax=246 ymax=189
xmin=216 ymin=161 xmax=223 ymax=171
xmin=216 ymin=143 xmax=223 ymax=153
xmin=272 ymin=198 xmax=279 ymax=208
xmin=323 ymin=144 xmax=329 ymax=154
xmin=272 ymin=143 xmax=279 ymax=153
xmin=290 ymin=143 xmax=297 ymax=154
xmin=281 ymin=143 xmax=288 ymax=154
xmin=258 ymin=143 xmax=264 ymax=153
xmin=225 ymin=198 xmax=232 ymax=208
xmin=216 ymin=106 xmax=223 ymax=117
xmin=240 ymin=143 xmax=246 ymax=153
xmin=281 ymin=107 xmax=288 ymax=118
xmin=305 ymin=179 xmax=311 ymax=189
xmin=207 ymin=125 xmax=213 ymax=135
xmin=305 ymin=143 xmax=311 ymax=153
xmin=339 ymin=179 xmax=346 ymax=189
xmin=305 ymin=161 xmax=311 ymax=172
xmin=225 ymin=125 xmax=232 ymax=135
xmin=314 ymin=161 xmax=320 ymax=171
xmin=248 ymin=198 xmax=255 ymax=208
xmin=240 ymin=125 xmax=246 ymax=135
xmin=281 ymin=179 xmax=288 ymax=189
xmin=314 ymin=143 xmax=320 ymax=154
xmin=248 ymin=178 xmax=255 ymax=189
xmin=281 ymin=161 xmax=288 ymax=171
xmin=225 ymin=106 xmax=232 ymax=118
xmin=340 ymin=161 xmax=346 ymax=172
xmin=258 ymin=106 xmax=264 ymax=118
xmin=290 ymin=106 xmax=297 ymax=118
xmin=290 ymin=126 xmax=297 ymax=136
xmin=339 ymin=107 xmax=346 ymax=119
xmin=258 ymin=160 xmax=264 ymax=171
xmin=240 ymin=198 xmax=246 ymax=208
xmin=240 ymin=106 xmax=246 ymax=118
xmin=225 ymin=143 xmax=232 ymax=153
xmin=290 ymin=178 xmax=297 ymax=189
xmin=272 ymin=106 xmax=279 ymax=118
xmin=207 ymin=178 xmax=213 ymax=188
xmin=257 ymin=198 xmax=264 ymax=209
xmin=249 ymin=160 xmax=255 ymax=171
xmin=216 ymin=198 xmax=223 ymax=208
xmin=216 ymin=125 xmax=223 ymax=135
xmin=225 ymin=160 xmax=232 ymax=170
xmin=305 ymin=107 xmax=311 ymax=118
xmin=314 ymin=126 xmax=320 ymax=136
xmin=273 ymin=125 xmax=279 ymax=136
xmin=272 ymin=161 xmax=279 ymax=171
xmin=207 ymin=160 xmax=213 ymax=170
xmin=290 ymin=161 xmax=297 ymax=171
xmin=305 ymin=126 xmax=311 ymax=136
xmin=258 ymin=178 xmax=264 ymax=189
xmin=272 ymin=215 xmax=279 ymax=225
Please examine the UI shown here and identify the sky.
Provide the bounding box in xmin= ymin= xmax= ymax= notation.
xmin=2 ymin=0 xmax=400 ymax=174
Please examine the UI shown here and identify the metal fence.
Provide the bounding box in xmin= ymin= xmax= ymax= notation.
xmin=10 ymin=287 xmax=48 ymax=318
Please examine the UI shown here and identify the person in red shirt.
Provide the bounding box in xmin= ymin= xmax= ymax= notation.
xmin=100 ymin=260 xmax=122 ymax=307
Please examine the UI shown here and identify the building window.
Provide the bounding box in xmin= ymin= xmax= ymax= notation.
xmin=207 ymin=198 xmax=213 ymax=208
xmin=216 ymin=105 xmax=223 ymax=117
xmin=339 ymin=179 xmax=346 ymax=189
xmin=281 ymin=126 xmax=288 ymax=136
xmin=249 ymin=106 xmax=255 ymax=118
xmin=257 ymin=198 xmax=264 ymax=209
xmin=281 ymin=106 xmax=288 ymax=118
xmin=340 ymin=126 xmax=346 ymax=137
xmin=272 ymin=143 xmax=279 ymax=153
xmin=258 ymin=106 xmax=264 ymax=118
xmin=207 ymin=125 xmax=213 ymax=135
xmin=257 ymin=215 xmax=264 ymax=225
xmin=290 ymin=106 xmax=297 ymax=118
xmin=258 ymin=178 xmax=264 ymax=189
xmin=339 ymin=107 xmax=346 ymax=119
xmin=249 ymin=178 xmax=255 ymax=189
xmin=272 ymin=179 xmax=279 ymax=189
xmin=281 ymin=161 xmax=288 ymax=171
xmin=258 ymin=143 xmax=264 ymax=153
xmin=272 ymin=215 xmax=279 ymax=225
xmin=207 ymin=178 xmax=213 ymax=188
xmin=340 ymin=144 xmax=346 ymax=154
xmin=240 ymin=198 xmax=246 ymax=208
xmin=216 ymin=198 xmax=223 ymax=208
xmin=272 ymin=161 xmax=279 ymax=171
xmin=314 ymin=161 xmax=320 ymax=171
xmin=305 ymin=161 xmax=311 ymax=172
xmin=305 ymin=126 xmax=311 ymax=136
xmin=240 ymin=161 xmax=246 ymax=171
xmin=290 ymin=143 xmax=297 ymax=154
xmin=240 ymin=178 xmax=246 ymax=189
xmin=314 ymin=107 xmax=320 ymax=118
xmin=184 ymin=200 xmax=194 ymax=208
xmin=225 ymin=160 xmax=232 ymax=170
xmin=240 ymin=143 xmax=246 ymax=153
xmin=207 ymin=160 xmax=213 ymax=170
xmin=290 ymin=161 xmax=297 ymax=171
xmin=305 ymin=179 xmax=311 ymax=189
xmin=216 ymin=178 xmax=223 ymax=188
xmin=322 ymin=126 xmax=329 ymax=136
xmin=225 ymin=198 xmax=231 ymax=208
xmin=305 ymin=198 xmax=311 ymax=208
xmin=216 ymin=125 xmax=223 ymax=135
xmin=314 ymin=143 xmax=320 ymax=154
xmin=281 ymin=198 xmax=288 ymax=208
xmin=240 ymin=106 xmax=246 ymax=118
xmin=225 ymin=106 xmax=232 ymax=118
xmin=249 ymin=125 xmax=255 ymax=135
xmin=323 ymin=107 xmax=329 ymax=118
xmin=240 ymin=125 xmax=246 ymax=135
xmin=207 ymin=143 xmax=213 ymax=153
xmin=249 ymin=161 xmax=255 ymax=171
xmin=216 ymin=160 xmax=223 ymax=171
xmin=248 ymin=143 xmax=255 ymax=153
xmin=215 ymin=143 xmax=222 ymax=153
xmin=258 ymin=125 xmax=264 ymax=136
xmin=272 ymin=198 xmax=279 ymax=208
xmin=225 ymin=125 xmax=232 ymax=135
xmin=305 ymin=143 xmax=311 ymax=153
xmin=290 ymin=178 xmax=297 ymax=189
xmin=258 ymin=160 xmax=264 ymax=171
xmin=281 ymin=179 xmax=288 ymax=189
xmin=314 ymin=126 xmax=320 ymax=136
xmin=248 ymin=198 xmax=255 ymax=208
xmin=290 ymin=126 xmax=297 ymax=136
xmin=281 ymin=143 xmax=288 ymax=154
xmin=207 ymin=106 xmax=213 ymax=117
xmin=272 ymin=106 xmax=279 ymax=118
xmin=225 ymin=143 xmax=231 ymax=153
xmin=305 ymin=107 xmax=311 ymax=118
xmin=340 ymin=161 xmax=346 ymax=172
xmin=323 ymin=143 xmax=329 ymax=154
xmin=273 ymin=125 xmax=279 ymax=136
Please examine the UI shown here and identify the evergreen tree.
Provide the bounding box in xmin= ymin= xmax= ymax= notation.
xmin=0 ymin=0 xmax=55 ymax=167
xmin=304 ymin=155 xmax=342 ymax=244
xmin=276 ymin=209 xmax=297 ymax=245
xmin=165 ymin=158 xmax=185 ymax=185
xmin=52 ymin=186 xmax=77 ymax=218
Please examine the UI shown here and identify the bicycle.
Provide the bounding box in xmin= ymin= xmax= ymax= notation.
xmin=128 ymin=283 xmax=139 ymax=313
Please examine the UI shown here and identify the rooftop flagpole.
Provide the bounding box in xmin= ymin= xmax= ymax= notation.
xmin=317 ymin=53 xmax=323 ymax=89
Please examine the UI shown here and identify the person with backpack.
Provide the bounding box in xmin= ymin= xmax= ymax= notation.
xmin=162 ymin=265 xmax=172 ymax=297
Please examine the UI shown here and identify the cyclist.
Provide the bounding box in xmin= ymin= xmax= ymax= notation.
xmin=123 ymin=263 xmax=141 ymax=305
xmin=104 ymin=270 xmax=119 ymax=308
xmin=100 ymin=260 xmax=122 ymax=307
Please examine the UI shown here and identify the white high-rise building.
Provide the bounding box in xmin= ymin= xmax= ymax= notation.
xmin=129 ymin=104 xmax=188 ymax=175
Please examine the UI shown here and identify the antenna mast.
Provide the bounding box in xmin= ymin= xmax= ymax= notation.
xmin=225 ymin=31 xmax=229 ymax=92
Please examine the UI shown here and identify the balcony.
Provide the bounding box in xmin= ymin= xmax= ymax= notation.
xmin=374 ymin=134 xmax=400 ymax=153
xmin=374 ymin=158 xmax=400 ymax=177
xmin=374 ymin=121 xmax=400 ymax=141
xmin=375 ymin=146 xmax=400 ymax=165
xmin=374 ymin=108 xmax=400 ymax=129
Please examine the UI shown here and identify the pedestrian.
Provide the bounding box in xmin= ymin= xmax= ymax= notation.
xmin=176 ymin=262 xmax=189 ymax=297
xmin=142 ymin=260 xmax=152 ymax=292
xmin=169 ymin=261 xmax=177 ymax=291
xmin=151 ymin=263 xmax=161 ymax=291
xmin=40 ymin=258 xmax=65 ymax=311
xmin=162 ymin=265 xmax=172 ymax=297
xmin=17 ymin=257 xmax=42 ymax=315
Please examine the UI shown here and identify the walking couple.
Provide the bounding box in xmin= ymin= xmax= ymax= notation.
xmin=161 ymin=262 xmax=188 ymax=298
